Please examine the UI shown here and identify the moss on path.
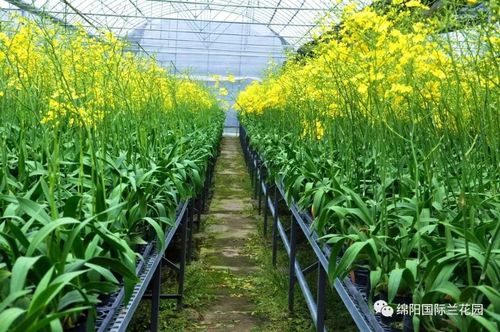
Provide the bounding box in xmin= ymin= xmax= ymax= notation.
xmin=192 ymin=137 xmax=265 ymax=331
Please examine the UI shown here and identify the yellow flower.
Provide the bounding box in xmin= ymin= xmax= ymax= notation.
xmin=405 ymin=0 xmax=429 ymax=10
xmin=315 ymin=120 xmax=325 ymax=140
xmin=357 ymin=83 xmax=368 ymax=95
xmin=327 ymin=103 xmax=341 ymax=118
xmin=390 ymin=83 xmax=413 ymax=94
xmin=212 ymin=74 xmax=221 ymax=88
xmin=300 ymin=119 xmax=325 ymax=140
xmin=219 ymin=88 xmax=229 ymax=96
xmin=236 ymin=4 xmax=490 ymax=129
xmin=431 ymin=68 xmax=446 ymax=80
xmin=227 ymin=74 xmax=235 ymax=83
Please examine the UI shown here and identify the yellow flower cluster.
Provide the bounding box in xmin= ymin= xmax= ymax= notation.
xmin=301 ymin=120 xmax=325 ymax=140
xmin=176 ymin=80 xmax=215 ymax=111
xmin=236 ymin=3 xmax=499 ymax=133
xmin=234 ymin=77 xmax=288 ymax=115
xmin=0 ymin=16 xmax=217 ymax=127
xmin=234 ymin=81 xmax=266 ymax=115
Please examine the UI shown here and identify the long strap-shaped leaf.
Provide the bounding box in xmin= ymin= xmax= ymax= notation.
xmin=10 ymin=256 xmax=42 ymax=293
xmin=26 ymin=218 xmax=80 ymax=256
xmin=0 ymin=307 xmax=26 ymax=332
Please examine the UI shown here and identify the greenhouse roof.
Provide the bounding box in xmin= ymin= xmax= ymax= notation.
xmin=0 ymin=0 xmax=369 ymax=78
xmin=0 ymin=0 xmax=355 ymax=45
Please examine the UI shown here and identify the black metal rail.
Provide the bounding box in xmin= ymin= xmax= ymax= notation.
xmin=94 ymin=155 xmax=216 ymax=332
xmin=240 ymin=125 xmax=386 ymax=332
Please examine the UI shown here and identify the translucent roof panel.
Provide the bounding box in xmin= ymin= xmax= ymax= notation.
xmin=0 ymin=1 xmax=369 ymax=45
xmin=0 ymin=0 xmax=367 ymax=94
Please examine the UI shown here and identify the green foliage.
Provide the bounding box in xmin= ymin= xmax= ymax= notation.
xmin=0 ymin=18 xmax=225 ymax=331
xmin=239 ymin=9 xmax=499 ymax=324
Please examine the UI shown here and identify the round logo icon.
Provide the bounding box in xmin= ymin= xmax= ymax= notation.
xmin=381 ymin=305 xmax=394 ymax=317
xmin=373 ymin=299 xmax=394 ymax=317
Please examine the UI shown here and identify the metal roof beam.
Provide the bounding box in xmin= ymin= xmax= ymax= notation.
xmin=20 ymin=9 xmax=316 ymax=27
xmin=0 ymin=17 xmax=300 ymax=41
xmin=3 ymin=0 xmax=74 ymax=29
xmin=133 ymin=43 xmax=285 ymax=55
xmin=134 ymin=49 xmax=286 ymax=59
xmin=145 ymin=0 xmax=327 ymax=11
xmin=136 ymin=35 xmax=288 ymax=48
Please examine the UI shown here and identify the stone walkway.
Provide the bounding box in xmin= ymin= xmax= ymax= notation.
xmin=194 ymin=137 xmax=263 ymax=331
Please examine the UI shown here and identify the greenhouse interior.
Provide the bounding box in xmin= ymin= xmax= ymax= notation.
xmin=0 ymin=0 xmax=498 ymax=331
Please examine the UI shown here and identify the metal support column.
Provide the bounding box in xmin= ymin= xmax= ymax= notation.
xmin=272 ymin=185 xmax=279 ymax=266
xmin=187 ymin=201 xmax=194 ymax=263
xmin=150 ymin=264 xmax=161 ymax=332
xmin=249 ymin=154 xmax=255 ymax=192
xmin=196 ymin=197 xmax=202 ymax=231
xmin=257 ymin=163 xmax=262 ymax=214
xmin=288 ymin=215 xmax=298 ymax=312
xmin=177 ymin=208 xmax=188 ymax=310
xmin=254 ymin=157 xmax=259 ymax=199
xmin=203 ymin=165 xmax=209 ymax=211
xmin=263 ymin=183 xmax=269 ymax=236
xmin=316 ymin=267 xmax=327 ymax=332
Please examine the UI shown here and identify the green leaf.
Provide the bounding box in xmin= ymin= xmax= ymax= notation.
xmin=405 ymin=259 xmax=418 ymax=280
xmin=27 ymin=218 xmax=80 ymax=256
xmin=0 ymin=232 xmax=21 ymax=259
xmin=326 ymin=236 xmax=348 ymax=283
xmin=84 ymin=263 xmax=119 ymax=284
xmin=10 ymin=256 xmax=42 ymax=293
xmin=60 ymin=218 xmax=93 ymax=264
xmin=191 ymin=168 xmax=202 ymax=190
xmin=0 ymin=195 xmax=18 ymax=206
xmin=84 ymin=235 xmax=101 ymax=260
xmin=388 ymin=268 xmax=414 ymax=303
xmin=57 ymin=290 xmax=88 ymax=311
xmin=0 ymin=268 xmax=11 ymax=284
xmin=0 ymin=307 xmax=26 ymax=332
xmin=49 ymin=318 xmax=63 ymax=332
xmin=344 ymin=188 xmax=373 ymax=225
xmin=87 ymin=257 xmax=138 ymax=281
xmin=430 ymin=262 xmax=459 ymax=290
xmin=0 ymin=290 xmax=31 ymax=313
xmin=312 ymin=188 xmax=325 ymax=218
xmin=470 ymin=315 xmax=498 ymax=332
xmin=461 ymin=286 xmax=500 ymax=311
xmin=431 ymin=282 xmax=461 ymax=302
xmin=23 ymin=306 xmax=89 ymax=332
xmin=16 ymin=197 xmax=52 ymax=225
xmin=31 ymin=267 xmax=54 ymax=307
xmin=370 ymin=268 xmax=382 ymax=296
xmin=95 ymin=181 xmax=107 ymax=221
xmin=28 ymin=270 xmax=88 ymax=316
xmin=63 ymin=195 xmax=82 ymax=218
xmin=6 ymin=220 xmax=30 ymax=248
xmin=84 ymin=281 xmax=119 ymax=294
xmin=89 ymin=225 xmax=131 ymax=256
xmin=142 ymin=217 xmax=165 ymax=250
xmin=330 ymin=239 xmax=377 ymax=280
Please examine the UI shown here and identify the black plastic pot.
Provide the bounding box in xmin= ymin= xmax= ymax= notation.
xmin=352 ymin=268 xmax=370 ymax=299
xmin=402 ymin=315 xmax=413 ymax=332
xmin=375 ymin=313 xmax=393 ymax=332
xmin=376 ymin=291 xmax=413 ymax=332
